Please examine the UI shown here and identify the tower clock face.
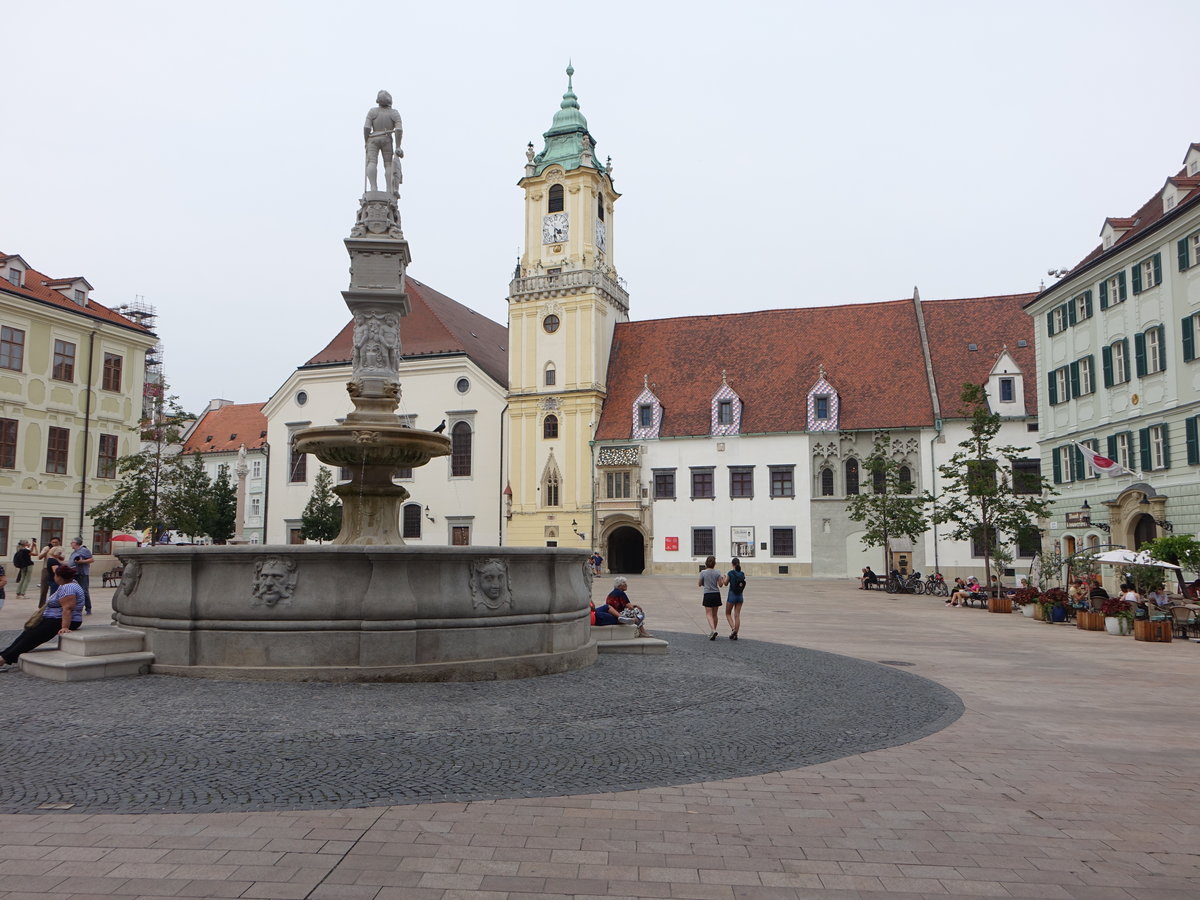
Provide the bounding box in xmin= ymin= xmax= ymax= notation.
xmin=595 ymin=217 xmax=607 ymax=253
xmin=542 ymin=212 xmax=569 ymax=244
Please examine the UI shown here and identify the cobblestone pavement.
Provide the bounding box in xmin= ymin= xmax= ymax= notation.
xmin=0 ymin=575 xmax=1197 ymax=899
xmin=0 ymin=629 xmax=960 ymax=814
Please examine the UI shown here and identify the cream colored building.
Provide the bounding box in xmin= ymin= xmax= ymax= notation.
xmin=263 ymin=277 xmax=508 ymax=546
xmin=0 ymin=252 xmax=158 ymax=555
xmin=505 ymin=65 xmax=629 ymax=549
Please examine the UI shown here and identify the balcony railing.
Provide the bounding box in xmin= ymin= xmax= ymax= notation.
xmin=509 ymin=269 xmax=629 ymax=313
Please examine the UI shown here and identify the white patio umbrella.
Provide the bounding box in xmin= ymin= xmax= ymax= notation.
xmin=1090 ymin=549 xmax=1181 ymax=569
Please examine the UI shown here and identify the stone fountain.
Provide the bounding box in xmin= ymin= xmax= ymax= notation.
xmin=110 ymin=92 xmax=596 ymax=682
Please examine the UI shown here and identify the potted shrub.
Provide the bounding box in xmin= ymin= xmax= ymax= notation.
xmin=1012 ymin=587 xmax=1040 ymax=618
xmin=1101 ymin=597 xmax=1134 ymax=635
xmin=1039 ymin=587 xmax=1070 ymax=623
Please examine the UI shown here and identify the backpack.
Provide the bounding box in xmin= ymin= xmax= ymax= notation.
xmin=730 ymin=570 xmax=746 ymax=593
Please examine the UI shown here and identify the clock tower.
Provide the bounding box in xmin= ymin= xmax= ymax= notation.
xmin=506 ymin=65 xmax=628 ymax=549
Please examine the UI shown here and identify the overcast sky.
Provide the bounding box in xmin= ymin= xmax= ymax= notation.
xmin=5 ymin=0 xmax=1199 ymax=415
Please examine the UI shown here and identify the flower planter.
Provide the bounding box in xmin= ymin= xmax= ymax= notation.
xmin=989 ymin=596 xmax=1013 ymax=614
xmin=1104 ymin=616 xmax=1131 ymax=635
xmin=1033 ymin=604 xmax=1045 ymax=621
xmin=1076 ymin=610 xmax=1105 ymax=631
xmin=1050 ymin=605 xmax=1068 ymax=623
xmin=1021 ymin=604 xmax=1036 ymax=618
xmin=1134 ymin=619 xmax=1172 ymax=643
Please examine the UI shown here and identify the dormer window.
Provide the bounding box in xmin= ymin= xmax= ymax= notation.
xmin=709 ymin=380 xmax=742 ymax=437
xmin=814 ymin=396 xmax=830 ymax=419
xmin=74 ymin=289 xmax=85 ymax=303
xmin=805 ymin=368 xmax=839 ymax=432
xmin=999 ymin=378 xmax=1015 ymax=403
xmin=6 ymin=267 xmax=21 ymax=287
xmin=717 ymin=400 xmax=733 ymax=425
xmin=548 ymin=183 xmax=564 ymax=213
xmin=631 ymin=380 xmax=663 ymax=440
xmin=638 ymin=404 xmax=653 ymax=427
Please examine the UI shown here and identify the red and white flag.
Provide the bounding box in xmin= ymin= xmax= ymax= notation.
xmin=1073 ymin=441 xmax=1137 ymax=478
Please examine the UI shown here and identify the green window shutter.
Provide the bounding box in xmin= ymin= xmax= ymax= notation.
xmin=1121 ymin=338 xmax=1131 ymax=380
xmin=1046 ymin=311 xmax=1055 ymax=336
xmin=1052 ymin=448 xmax=1062 ymax=484
xmin=1084 ymin=290 xmax=1093 ymax=318
xmin=1073 ymin=445 xmax=1085 ymax=479
xmin=1135 ymin=332 xmax=1147 ymax=376
xmin=1126 ymin=431 xmax=1137 ymax=470
xmin=1066 ymin=301 xmax=1077 ymax=327
xmin=1140 ymin=427 xmax=1152 ymax=470
xmin=1102 ymin=344 xmax=1114 ymax=387
xmin=1047 ymin=370 xmax=1058 ymax=405
xmin=1118 ymin=271 xmax=1127 ymax=301
xmin=1161 ymin=424 xmax=1171 ymax=469
xmin=1099 ymin=279 xmax=1109 ymax=309
xmin=1156 ymin=325 xmax=1167 ymax=372
xmin=1187 ymin=417 xmax=1199 ymax=466
xmin=1184 ymin=315 xmax=1196 ymax=362
xmin=1153 ymin=252 xmax=1162 ymax=285
xmin=1132 ymin=262 xmax=1143 ymax=294
xmin=1107 ymin=434 xmax=1118 ymax=460
xmin=1069 ymin=361 xmax=1080 ymax=398
xmin=1181 ymin=237 xmax=1192 ymax=272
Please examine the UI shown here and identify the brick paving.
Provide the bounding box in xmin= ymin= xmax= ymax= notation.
xmin=0 ymin=575 xmax=1197 ymax=898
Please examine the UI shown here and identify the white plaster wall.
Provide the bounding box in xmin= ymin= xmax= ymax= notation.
xmin=637 ymin=433 xmax=812 ymax=574
xmin=262 ymin=356 xmax=506 ymax=546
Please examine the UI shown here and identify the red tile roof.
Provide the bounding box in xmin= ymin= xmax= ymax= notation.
xmin=305 ymin=276 xmax=507 ymax=386
xmin=0 ymin=254 xmax=153 ymax=334
xmin=595 ymin=293 xmax=1038 ymax=441
xmin=181 ymin=403 xmax=268 ymax=455
xmin=921 ymin=293 xmax=1039 ymax=414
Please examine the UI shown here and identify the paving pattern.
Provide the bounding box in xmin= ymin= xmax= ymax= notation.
xmin=0 ymin=629 xmax=959 ymax=815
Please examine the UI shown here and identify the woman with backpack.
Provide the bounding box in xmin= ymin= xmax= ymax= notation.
xmin=726 ymin=557 xmax=746 ymax=640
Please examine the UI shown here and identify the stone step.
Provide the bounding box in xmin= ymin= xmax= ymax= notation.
xmin=20 ymin=650 xmax=156 ymax=682
xmin=59 ymin=625 xmax=146 ymax=657
xmin=591 ymin=623 xmax=669 ymax=654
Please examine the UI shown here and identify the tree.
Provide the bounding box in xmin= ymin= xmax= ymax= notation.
xmin=846 ymin=433 xmax=931 ymax=575
xmin=931 ymin=383 xmax=1055 ymax=586
xmin=300 ymin=466 xmax=342 ymax=543
xmin=163 ymin=452 xmax=213 ymax=540
xmin=207 ymin=464 xmax=238 ymax=544
xmin=1137 ymin=534 xmax=1200 ymax=577
xmin=87 ymin=386 xmax=194 ymax=541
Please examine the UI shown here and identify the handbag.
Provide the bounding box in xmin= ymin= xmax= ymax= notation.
xmin=24 ymin=607 xmax=45 ymax=630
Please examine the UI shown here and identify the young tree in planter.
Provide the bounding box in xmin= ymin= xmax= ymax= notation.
xmin=1138 ymin=534 xmax=1200 ymax=580
xmin=931 ymin=383 xmax=1055 ymax=589
xmin=206 ymin=464 xmax=238 ymax=544
xmin=846 ymin=433 xmax=931 ymax=577
xmin=300 ymin=466 xmax=342 ymax=544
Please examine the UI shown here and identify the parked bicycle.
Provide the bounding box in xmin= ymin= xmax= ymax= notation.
xmin=888 ymin=570 xmax=924 ymax=594
xmin=924 ymin=572 xmax=948 ymax=596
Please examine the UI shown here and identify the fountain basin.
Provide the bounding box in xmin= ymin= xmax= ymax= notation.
xmin=292 ymin=424 xmax=450 ymax=470
xmin=113 ymin=545 xmax=596 ymax=682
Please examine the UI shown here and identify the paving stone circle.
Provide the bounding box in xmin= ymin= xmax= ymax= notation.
xmin=0 ymin=630 xmax=961 ymax=814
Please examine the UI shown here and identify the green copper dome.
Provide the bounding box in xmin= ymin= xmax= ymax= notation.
xmin=531 ymin=64 xmax=605 ymax=176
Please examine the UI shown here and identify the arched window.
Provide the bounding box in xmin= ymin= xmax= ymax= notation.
xmin=820 ymin=467 xmax=834 ymax=496
xmin=544 ymin=363 xmax=556 ymax=386
xmin=898 ymin=466 xmax=912 ymax=491
xmin=402 ymin=503 xmax=422 ymax=539
xmin=543 ymin=468 xmax=561 ymax=507
xmin=597 ymin=192 xmax=604 ymax=221
xmin=872 ymin=467 xmax=886 ymax=495
xmin=845 ymin=459 xmax=859 ymax=495
xmin=451 ymin=421 xmax=472 ymax=476
xmin=548 ymin=183 xmax=564 ymax=213
xmin=543 ymin=414 xmax=559 ymax=439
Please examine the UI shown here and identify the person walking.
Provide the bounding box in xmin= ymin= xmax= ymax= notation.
xmin=13 ymin=539 xmax=35 ymax=598
xmin=725 ymin=557 xmax=746 ymax=639
xmin=67 ymin=537 xmax=95 ymax=615
xmin=37 ymin=538 xmax=65 ymax=606
xmin=699 ymin=556 xmax=726 ymax=640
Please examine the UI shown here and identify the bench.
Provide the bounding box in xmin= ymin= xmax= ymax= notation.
xmin=863 ymin=580 xmax=887 ymax=591
xmin=102 ymin=566 xmax=123 ymax=588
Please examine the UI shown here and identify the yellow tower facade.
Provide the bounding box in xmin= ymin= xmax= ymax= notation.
xmin=506 ymin=66 xmax=628 ymax=548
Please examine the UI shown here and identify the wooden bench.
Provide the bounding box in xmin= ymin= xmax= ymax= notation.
xmin=102 ymin=566 xmax=123 ymax=588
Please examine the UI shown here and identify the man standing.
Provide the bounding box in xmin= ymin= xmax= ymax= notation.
xmin=12 ymin=539 xmax=34 ymax=598
xmin=363 ymin=90 xmax=403 ymax=195
xmin=68 ymin=537 xmax=95 ymax=615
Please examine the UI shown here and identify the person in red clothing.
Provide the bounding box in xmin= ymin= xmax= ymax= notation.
xmin=593 ymin=576 xmax=649 ymax=637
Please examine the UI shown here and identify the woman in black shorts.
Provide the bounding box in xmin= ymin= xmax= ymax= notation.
xmin=698 ymin=555 xmax=727 ymax=640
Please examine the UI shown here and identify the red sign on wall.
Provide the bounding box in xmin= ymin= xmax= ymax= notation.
xmin=664 ymin=537 xmax=679 ymax=551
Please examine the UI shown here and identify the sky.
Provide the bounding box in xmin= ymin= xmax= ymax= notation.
xmin=5 ymin=0 xmax=1199 ymax=416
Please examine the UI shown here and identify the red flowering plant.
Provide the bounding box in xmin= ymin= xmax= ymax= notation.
xmin=1099 ymin=597 xmax=1134 ymax=620
xmin=1011 ymin=587 xmax=1040 ymax=606
xmin=1036 ymin=587 xmax=1071 ymax=621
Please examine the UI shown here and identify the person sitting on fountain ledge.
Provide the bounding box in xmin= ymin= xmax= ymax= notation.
xmin=593 ymin=576 xmax=650 ymax=637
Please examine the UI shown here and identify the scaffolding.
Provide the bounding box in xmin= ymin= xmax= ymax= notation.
xmin=113 ymin=297 xmax=164 ymax=421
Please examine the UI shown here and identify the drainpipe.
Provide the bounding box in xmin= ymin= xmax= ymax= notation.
xmin=261 ymin=441 xmax=271 ymax=544
xmin=79 ymin=330 xmax=97 ymax=539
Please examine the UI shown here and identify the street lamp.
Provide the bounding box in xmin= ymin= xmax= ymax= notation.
xmin=1138 ymin=496 xmax=1174 ymax=532
xmin=1080 ymin=500 xmax=1110 ymax=533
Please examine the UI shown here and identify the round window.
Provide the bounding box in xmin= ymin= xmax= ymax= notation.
xmin=456 ymin=377 xmax=470 ymax=394
xmin=295 ymin=390 xmax=308 ymax=406
xmin=543 ymin=314 xmax=560 ymax=334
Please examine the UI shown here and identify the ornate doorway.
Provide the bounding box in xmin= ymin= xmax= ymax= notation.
xmin=1132 ymin=513 xmax=1157 ymax=551
xmin=607 ymin=526 xmax=646 ymax=574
